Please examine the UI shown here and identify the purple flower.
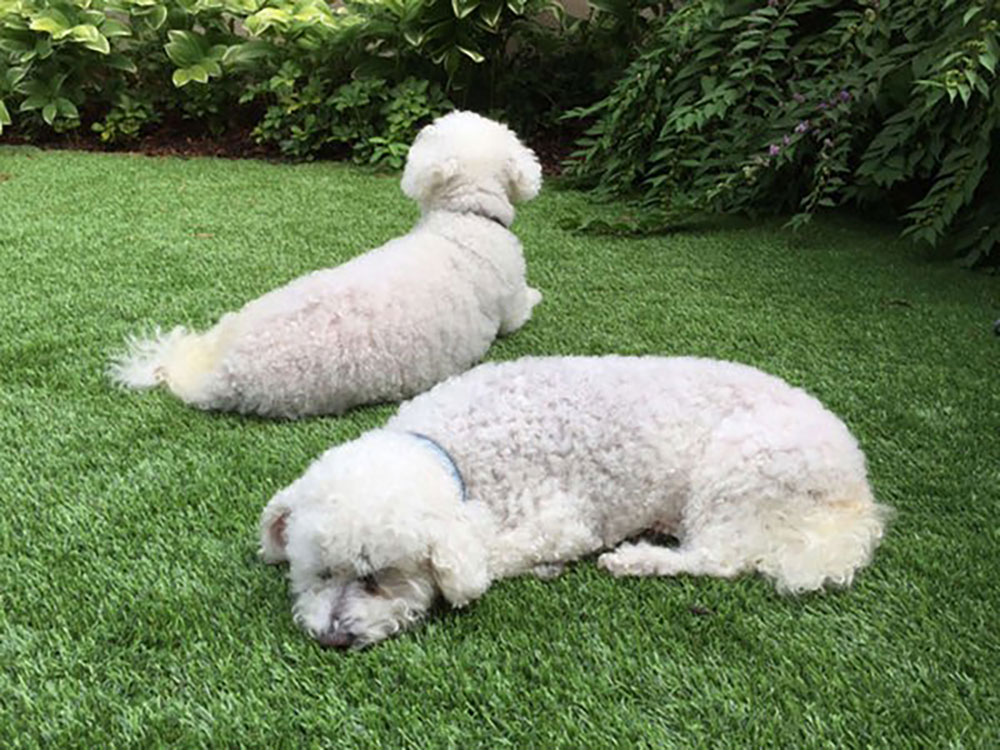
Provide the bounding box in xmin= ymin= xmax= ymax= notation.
xmin=795 ymin=119 xmax=811 ymax=133
xmin=792 ymin=92 xmax=805 ymax=104
xmin=782 ymin=135 xmax=791 ymax=146
xmin=768 ymin=144 xmax=781 ymax=156
xmin=768 ymin=0 xmax=780 ymax=6
xmin=839 ymin=89 xmax=851 ymax=102
xmin=823 ymin=138 xmax=834 ymax=148
xmin=818 ymin=101 xmax=828 ymax=110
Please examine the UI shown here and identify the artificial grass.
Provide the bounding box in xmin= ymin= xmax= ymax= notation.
xmin=1 ymin=145 xmax=998 ymax=749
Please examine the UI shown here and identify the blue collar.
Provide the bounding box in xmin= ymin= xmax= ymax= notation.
xmin=407 ymin=432 xmax=467 ymax=503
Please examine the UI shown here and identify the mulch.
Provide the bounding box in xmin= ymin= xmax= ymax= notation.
xmin=1 ymin=122 xmax=274 ymax=161
xmin=1 ymin=120 xmax=576 ymax=175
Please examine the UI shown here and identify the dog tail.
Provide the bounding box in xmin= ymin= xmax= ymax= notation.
xmin=108 ymin=325 xmax=219 ymax=402
xmin=757 ymin=487 xmax=892 ymax=594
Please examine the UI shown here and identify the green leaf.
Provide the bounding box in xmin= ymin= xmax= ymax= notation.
xmin=55 ymin=97 xmax=78 ymax=118
xmin=172 ymin=68 xmax=192 ymax=87
xmin=42 ymin=101 xmax=57 ymax=125
xmin=70 ymin=25 xmax=110 ymax=54
xmin=5 ymin=66 xmax=29 ymax=87
xmin=33 ymin=37 xmax=53 ymax=61
xmin=0 ymin=35 xmax=33 ymax=55
xmin=443 ymin=48 xmax=459 ymax=78
xmin=222 ymin=41 xmax=274 ymax=67
xmin=165 ymin=30 xmax=207 ymax=67
xmin=0 ymin=99 xmax=11 ymax=127
xmin=19 ymin=94 xmax=47 ymax=111
xmin=101 ymin=18 xmax=132 ymax=38
xmin=962 ymin=5 xmax=982 ymax=25
xmin=143 ymin=5 xmax=168 ymax=30
xmin=29 ymin=10 xmax=72 ymax=36
xmin=84 ymin=33 xmax=111 ymax=54
xmin=480 ymin=0 xmax=502 ymax=28
xmin=978 ymin=51 xmax=997 ymax=75
xmin=956 ymin=82 xmax=971 ymax=106
xmin=456 ymin=44 xmax=484 ymax=63
xmin=105 ymin=53 xmax=138 ymax=72
xmin=244 ymin=7 xmax=288 ymax=35
xmin=172 ymin=64 xmax=210 ymax=87
xmin=452 ymin=0 xmax=480 ymax=20
xmin=81 ymin=9 xmax=106 ymax=26
xmin=225 ymin=0 xmax=260 ymax=12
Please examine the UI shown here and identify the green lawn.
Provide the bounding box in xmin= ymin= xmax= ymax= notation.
xmin=1 ymin=146 xmax=998 ymax=749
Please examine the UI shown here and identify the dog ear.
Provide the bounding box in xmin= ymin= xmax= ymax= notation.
xmin=401 ymin=151 xmax=460 ymax=205
xmin=504 ymin=146 xmax=542 ymax=204
xmin=429 ymin=514 xmax=491 ymax=607
xmin=258 ymin=491 xmax=294 ymax=564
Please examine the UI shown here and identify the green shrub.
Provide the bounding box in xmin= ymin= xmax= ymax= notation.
xmin=0 ymin=1 xmax=688 ymax=168
xmin=246 ymin=69 xmax=451 ymax=164
xmin=567 ymin=0 xmax=1000 ymax=267
xmin=344 ymin=0 xmax=563 ymax=83
xmin=0 ymin=0 xmax=136 ymax=133
xmin=228 ymin=0 xmax=571 ymax=138
xmin=0 ymin=0 xmax=253 ymax=138
xmin=1 ymin=0 xmax=602 ymax=161
xmin=91 ymin=91 xmax=159 ymax=142
xmin=488 ymin=0 xmax=674 ymax=133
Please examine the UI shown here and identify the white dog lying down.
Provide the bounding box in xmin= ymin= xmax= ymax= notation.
xmin=109 ymin=111 xmax=542 ymax=418
xmin=259 ymin=356 xmax=890 ymax=647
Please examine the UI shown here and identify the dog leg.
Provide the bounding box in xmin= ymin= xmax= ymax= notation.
xmin=489 ymin=486 xmax=601 ymax=578
xmin=597 ymin=540 xmax=747 ymax=580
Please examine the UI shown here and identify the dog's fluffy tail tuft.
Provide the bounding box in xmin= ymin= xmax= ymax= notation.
xmin=759 ymin=488 xmax=892 ymax=594
xmin=107 ymin=326 xmax=190 ymax=390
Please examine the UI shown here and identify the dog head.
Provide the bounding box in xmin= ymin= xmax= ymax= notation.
xmin=401 ymin=110 xmax=542 ymax=226
xmin=259 ymin=430 xmax=492 ymax=648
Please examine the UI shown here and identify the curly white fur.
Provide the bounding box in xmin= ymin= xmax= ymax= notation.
xmin=108 ymin=111 xmax=543 ymax=418
xmin=260 ymin=356 xmax=890 ymax=648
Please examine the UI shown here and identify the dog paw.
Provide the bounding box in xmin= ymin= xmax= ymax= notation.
xmin=598 ymin=547 xmax=653 ymax=577
xmin=531 ymin=563 xmax=564 ymax=580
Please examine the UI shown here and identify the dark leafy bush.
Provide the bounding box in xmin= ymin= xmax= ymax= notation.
xmin=341 ymin=0 xmax=563 ymax=90
xmin=237 ymin=0 xmax=575 ymax=139
xmin=1 ymin=0 xmax=612 ymax=162
xmin=568 ymin=0 xmax=1000 ymax=266
xmin=233 ymin=0 xmax=670 ymax=151
xmin=491 ymin=0 xmax=676 ymax=133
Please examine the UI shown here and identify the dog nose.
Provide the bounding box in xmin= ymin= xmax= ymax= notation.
xmin=316 ymin=628 xmax=356 ymax=649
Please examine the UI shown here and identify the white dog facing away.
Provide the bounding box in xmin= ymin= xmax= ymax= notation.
xmin=108 ymin=111 xmax=543 ymax=418
xmin=259 ymin=355 xmax=890 ymax=648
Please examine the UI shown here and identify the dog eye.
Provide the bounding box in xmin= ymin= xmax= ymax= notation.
xmin=317 ymin=568 xmax=333 ymax=581
xmin=360 ymin=574 xmax=380 ymax=595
